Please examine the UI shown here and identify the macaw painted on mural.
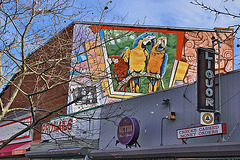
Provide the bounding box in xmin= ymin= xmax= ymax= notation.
xmin=147 ymin=36 xmax=168 ymax=92
xmin=108 ymin=55 xmax=129 ymax=92
xmin=122 ymin=32 xmax=156 ymax=93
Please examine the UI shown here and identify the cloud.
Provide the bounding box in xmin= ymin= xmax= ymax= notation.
xmin=98 ymin=0 xmax=240 ymax=68
xmin=108 ymin=0 xmax=240 ymax=29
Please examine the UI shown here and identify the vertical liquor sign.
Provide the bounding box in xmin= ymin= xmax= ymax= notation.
xmin=197 ymin=47 xmax=215 ymax=113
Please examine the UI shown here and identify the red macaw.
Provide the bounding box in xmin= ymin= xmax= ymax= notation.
xmin=108 ymin=55 xmax=129 ymax=91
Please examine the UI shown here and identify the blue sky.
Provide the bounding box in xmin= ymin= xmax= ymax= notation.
xmin=84 ymin=0 xmax=240 ymax=68
xmin=103 ymin=0 xmax=240 ymax=28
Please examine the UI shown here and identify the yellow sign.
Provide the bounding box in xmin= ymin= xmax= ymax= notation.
xmin=201 ymin=112 xmax=214 ymax=125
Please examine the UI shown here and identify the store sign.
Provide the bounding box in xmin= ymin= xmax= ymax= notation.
xmin=117 ymin=117 xmax=140 ymax=145
xmin=200 ymin=112 xmax=214 ymax=125
xmin=41 ymin=117 xmax=73 ymax=140
xmin=0 ymin=115 xmax=32 ymax=144
xmin=177 ymin=123 xmax=227 ymax=139
xmin=197 ymin=47 xmax=215 ymax=112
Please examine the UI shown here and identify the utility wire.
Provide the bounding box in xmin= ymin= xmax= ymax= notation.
xmin=183 ymin=84 xmax=197 ymax=108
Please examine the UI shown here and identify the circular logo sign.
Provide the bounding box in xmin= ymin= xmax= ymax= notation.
xmin=202 ymin=113 xmax=213 ymax=124
xmin=117 ymin=117 xmax=140 ymax=145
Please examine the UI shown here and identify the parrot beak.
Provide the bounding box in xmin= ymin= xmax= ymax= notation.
xmin=162 ymin=38 xmax=167 ymax=48
xmin=107 ymin=58 xmax=112 ymax=64
xmin=152 ymin=38 xmax=157 ymax=47
xmin=113 ymin=58 xmax=119 ymax=64
xmin=156 ymin=37 xmax=167 ymax=52
xmin=108 ymin=58 xmax=118 ymax=64
xmin=142 ymin=35 xmax=156 ymax=46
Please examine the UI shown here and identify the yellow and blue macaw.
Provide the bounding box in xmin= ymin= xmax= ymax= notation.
xmin=147 ymin=36 xmax=168 ymax=92
xmin=122 ymin=32 xmax=156 ymax=93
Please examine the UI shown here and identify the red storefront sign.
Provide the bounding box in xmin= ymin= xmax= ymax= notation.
xmin=0 ymin=116 xmax=32 ymax=143
xmin=41 ymin=117 xmax=73 ymax=140
xmin=177 ymin=123 xmax=227 ymax=139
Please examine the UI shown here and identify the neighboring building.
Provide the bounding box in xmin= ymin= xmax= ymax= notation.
xmin=0 ymin=22 xmax=235 ymax=159
xmin=0 ymin=24 xmax=74 ymax=159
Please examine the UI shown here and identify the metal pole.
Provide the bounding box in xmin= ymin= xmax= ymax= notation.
xmin=212 ymin=38 xmax=225 ymax=142
xmin=160 ymin=116 xmax=167 ymax=146
xmin=218 ymin=41 xmax=221 ymax=116
xmin=218 ymin=40 xmax=226 ymax=142
xmin=212 ymin=38 xmax=221 ymax=116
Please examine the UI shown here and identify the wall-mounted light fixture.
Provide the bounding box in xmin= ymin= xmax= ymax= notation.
xmin=168 ymin=111 xmax=176 ymax=120
xmin=162 ymin=99 xmax=171 ymax=113
xmin=162 ymin=99 xmax=170 ymax=106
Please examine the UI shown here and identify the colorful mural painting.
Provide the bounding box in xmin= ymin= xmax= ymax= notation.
xmin=67 ymin=24 xmax=234 ymax=113
xmin=181 ymin=30 xmax=233 ymax=84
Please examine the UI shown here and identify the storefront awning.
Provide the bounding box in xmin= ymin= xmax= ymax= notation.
xmin=0 ymin=140 xmax=40 ymax=157
xmin=25 ymin=139 xmax=98 ymax=158
xmin=26 ymin=147 xmax=88 ymax=158
xmin=89 ymin=141 xmax=240 ymax=159
xmin=12 ymin=140 xmax=41 ymax=156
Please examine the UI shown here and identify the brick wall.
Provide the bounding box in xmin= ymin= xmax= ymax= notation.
xmin=0 ymin=24 xmax=74 ymax=141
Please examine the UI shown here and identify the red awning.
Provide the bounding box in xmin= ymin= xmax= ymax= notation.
xmin=0 ymin=140 xmax=41 ymax=157
xmin=12 ymin=140 xmax=41 ymax=155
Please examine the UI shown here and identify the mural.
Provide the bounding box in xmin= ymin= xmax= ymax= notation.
xmin=181 ymin=31 xmax=233 ymax=84
xmin=103 ymin=30 xmax=176 ymax=94
xmin=67 ymin=24 xmax=234 ymax=113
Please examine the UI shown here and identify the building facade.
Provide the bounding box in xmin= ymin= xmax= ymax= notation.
xmin=90 ymin=69 xmax=240 ymax=159
xmin=0 ymin=22 xmax=236 ymax=159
